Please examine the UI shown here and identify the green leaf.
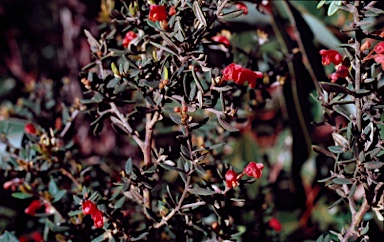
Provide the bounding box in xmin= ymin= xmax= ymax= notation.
xmin=217 ymin=115 xmax=238 ymax=132
xmin=52 ymin=190 xmax=67 ymax=203
xmin=91 ymin=233 xmax=108 ymax=242
xmin=73 ymin=195 xmax=83 ymax=205
xmin=68 ymin=210 xmax=83 ymax=216
xmin=49 ymin=180 xmax=59 ymax=195
xmin=328 ymin=197 xmax=343 ymax=209
xmin=333 ymin=177 xmax=352 ymax=185
xmin=328 ymin=146 xmax=344 ymax=154
xmin=114 ymin=196 xmax=126 ymax=209
xmin=189 ymin=188 xmax=215 ymax=196
xmin=0 ymin=231 xmax=19 ymax=242
xmin=106 ymin=78 xmax=120 ymax=88
xmin=193 ymin=1 xmax=206 ymax=27
xmin=144 ymin=207 xmax=158 ymax=222
xmin=169 ymin=114 xmax=182 ymax=125
xmin=125 ymin=158 xmax=133 ymax=175
xmin=364 ymin=161 xmax=384 ymax=170
xmin=131 ymin=232 xmax=149 ymax=241
xmin=11 ymin=192 xmax=33 ymax=199
xmin=348 ymin=182 xmax=357 ymax=199
xmin=158 ymin=162 xmax=184 ymax=173
xmin=92 ymin=92 xmax=104 ymax=103
xmin=327 ymin=1 xmax=341 ymax=16
xmin=218 ymin=9 xmax=244 ymax=20
xmin=320 ymin=82 xmax=353 ymax=95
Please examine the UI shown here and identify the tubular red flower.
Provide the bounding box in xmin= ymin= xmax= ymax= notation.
xmin=225 ymin=170 xmax=239 ymax=189
xmin=25 ymin=123 xmax=37 ymax=135
xmin=25 ymin=200 xmax=43 ymax=216
xmin=235 ymin=2 xmax=248 ymax=15
xmin=31 ymin=231 xmax=43 ymax=242
xmin=222 ymin=63 xmax=263 ymax=88
xmin=268 ymin=217 xmax=282 ymax=232
xmin=212 ymin=35 xmax=230 ymax=48
xmin=148 ymin=5 xmax=167 ymax=22
xmin=374 ymin=41 xmax=384 ymax=54
xmin=122 ymin=31 xmax=137 ymax=48
xmin=91 ymin=209 xmax=104 ymax=228
xmin=319 ymin=49 xmax=342 ymax=65
xmin=82 ymin=200 xmax=97 ymax=215
xmin=244 ymin=162 xmax=264 ymax=179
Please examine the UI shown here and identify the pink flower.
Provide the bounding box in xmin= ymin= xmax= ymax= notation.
xmin=268 ymin=217 xmax=282 ymax=232
xmin=169 ymin=6 xmax=176 ymax=16
xmin=374 ymin=41 xmax=384 ymax=54
xmin=244 ymin=162 xmax=264 ymax=179
xmin=225 ymin=169 xmax=239 ymax=189
xmin=148 ymin=5 xmax=167 ymax=22
xmin=122 ymin=31 xmax=137 ymax=48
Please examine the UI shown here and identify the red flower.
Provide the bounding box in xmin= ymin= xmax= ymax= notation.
xmin=244 ymin=162 xmax=264 ymax=179
xmin=222 ymin=63 xmax=263 ymax=88
xmin=18 ymin=235 xmax=28 ymax=242
xmin=225 ymin=169 xmax=239 ymax=189
xmin=268 ymin=217 xmax=282 ymax=232
xmin=329 ymin=65 xmax=348 ymax=83
xmin=25 ymin=123 xmax=37 ymax=135
xmin=31 ymin=231 xmax=43 ymax=242
xmin=25 ymin=200 xmax=43 ymax=216
xmin=92 ymin=209 xmax=104 ymax=228
xmin=148 ymin=5 xmax=167 ymax=22
xmin=169 ymin=6 xmax=176 ymax=16
xmin=374 ymin=41 xmax=384 ymax=54
xmin=122 ymin=31 xmax=137 ymax=48
xmin=212 ymin=35 xmax=230 ymax=48
xmin=319 ymin=49 xmax=343 ymax=65
xmin=235 ymin=2 xmax=248 ymax=15
xmin=82 ymin=200 xmax=97 ymax=215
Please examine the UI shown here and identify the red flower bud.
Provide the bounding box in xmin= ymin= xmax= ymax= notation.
xmin=122 ymin=31 xmax=137 ymax=48
xmin=25 ymin=123 xmax=37 ymax=135
xmin=225 ymin=169 xmax=239 ymax=189
xmin=18 ymin=235 xmax=28 ymax=242
xmin=374 ymin=41 xmax=384 ymax=54
xmin=212 ymin=35 xmax=231 ymax=48
xmin=91 ymin=209 xmax=104 ymax=228
xmin=235 ymin=2 xmax=248 ymax=15
xmin=149 ymin=5 xmax=167 ymax=22
xmin=268 ymin=217 xmax=282 ymax=232
xmin=169 ymin=6 xmax=176 ymax=16
xmin=25 ymin=200 xmax=43 ymax=216
xmin=82 ymin=200 xmax=97 ymax=215
xmin=244 ymin=162 xmax=264 ymax=179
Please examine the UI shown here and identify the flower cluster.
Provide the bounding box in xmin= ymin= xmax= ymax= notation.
xmin=82 ymin=200 xmax=104 ymax=228
xmin=122 ymin=31 xmax=137 ymax=48
xmin=225 ymin=162 xmax=264 ymax=189
xmin=148 ymin=5 xmax=167 ymax=22
xmin=372 ymin=41 xmax=384 ymax=70
xmin=319 ymin=49 xmax=348 ymax=82
xmin=222 ymin=63 xmax=264 ymax=88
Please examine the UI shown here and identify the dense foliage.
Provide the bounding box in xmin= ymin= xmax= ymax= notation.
xmin=0 ymin=1 xmax=383 ymax=241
